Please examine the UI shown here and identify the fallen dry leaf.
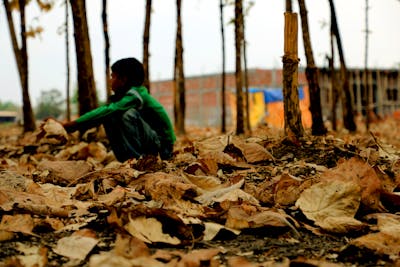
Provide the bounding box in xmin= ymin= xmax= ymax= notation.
xmin=14 ymin=244 xmax=48 ymax=267
xmin=321 ymin=157 xmax=385 ymax=212
xmin=89 ymin=252 xmax=166 ymax=267
xmin=182 ymin=172 xmax=222 ymax=191
xmin=350 ymin=232 xmax=400 ymax=256
xmin=274 ymin=174 xmax=313 ymax=207
xmin=231 ymin=139 xmax=274 ymax=163
xmin=36 ymin=160 xmax=92 ymax=185
xmin=53 ymin=229 xmax=99 ymax=260
xmin=315 ymin=216 xmax=366 ymax=234
xmin=35 ymin=119 xmax=68 ymax=145
xmin=113 ymin=234 xmax=150 ymax=259
xmin=296 ymin=180 xmax=361 ymax=224
xmin=0 ymin=214 xmax=37 ymax=236
xmin=177 ymin=248 xmax=221 ymax=267
xmin=225 ymin=205 xmax=297 ymax=234
xmin=203 ymin=222 xmax=240 ymax=241
xmin=124 ymin=215 xmax=181 ymax=245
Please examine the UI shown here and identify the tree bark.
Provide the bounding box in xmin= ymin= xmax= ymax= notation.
xmin=364 ymin=0 xmax=370 ymax=130
xmin=219 ymin=0 xmax=226 ymax=133
xmin=102 ymin=0 xmax=111 ymax=99
xmin=286 ymin=0 xmax=292 ymax=12
xmin=174 ymin=0 xmax=186 ymax=135
xmin=65 ymin=0 xmax=71 ymax=121
xmin=3 ymin=0 xmax=36 ymax=132
xmin=329 ymin=34 xmax=338 ymax=131
xmin=234 ymin=0 xmax=244 ymax=135
xmin=282 ymin=12 xmax=304 ymax=138
xmin=328 ymin=0 xmax=356 ymax=132
xmin=242 ymin=9 xmax=250 ymax=132
xmin=143 ymin=0 xmax=152 ymax=92
xmin=298 ymin=0 xmax=327 ymax=135
xmin=70 ymin=0 xmax=98 ymax=115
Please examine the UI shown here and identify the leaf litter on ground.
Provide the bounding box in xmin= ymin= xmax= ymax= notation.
xmin=1 ymin=118 xmax=400 ymax=266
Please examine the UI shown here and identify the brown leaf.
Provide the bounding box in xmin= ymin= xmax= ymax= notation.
xmin=0 ymin=214 xmax=36 ymax=236
xmin=225 ymin=205 xmax=297 ymax=233
xmin=351 ymin=232 xmax=400 ymax=256
xmin=370 ymin=213 xmax=400 ymax=235
xmin=194 ymin=135 xmax=227 ymax=156
xmin=274 ymin=174 xmax=313 ymax=207
xmin=295 ymin=179 xmax=367 ymax=234
xmin=129 ymin=172 xmax=198 ymax=203
xmin=197 ymin=157 xmax=219 ymax=175
xmin=89 ymin=252 xmax=165 ymax=267
xmin=35 ymin=119 xmax=68 ymax=145
xmin=296 ymin=180 xmax=361 ymax=223
xmin=315 ymin=216 xmax=367 ymax=234
xmin=183 ymin=162 xmax=209 ymax=176
xmin=124 ymin=216 xmax=181 ymax=245
xmin=182 ymin=172 xmax=222 ymax=191
xmin=244 ymin=179 xmax=276 ymax=205
xmin=36 ymin=160 xmax=92 ymax=186
xmin=97 ymin=186 xmax=127 ymax=206
xmin=0 ymin=171 xmax=35 ymax=192
xmin=0 ymin=230 xmax=15 ymax=242
xmin=14 ymin=244 xmax=48 ymax=267
xmin=178 ymin=248 xmax=221 ymax=267
xmin=227 ymin=256 xmax=258 ymax=267
xmin=203 ymin=222 xmax=240 ymax=241
xmin=113 ymin=234 xmax=150 ymax=259
xmin=53 ymin=229 xmax=99 ymax=260
xmin=321 ymin=157 xmax=385 ymax=212
xmin=231 ymin=140 xmax=274 ymax=163
xmin=195 ymin=179 xmax=248 ymax=205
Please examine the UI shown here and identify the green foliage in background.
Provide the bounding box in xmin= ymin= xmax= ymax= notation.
xmin=35 ymin=89 xmax=64 ymax=119
xmin=0 ymin=100 xmax=19 ymax=111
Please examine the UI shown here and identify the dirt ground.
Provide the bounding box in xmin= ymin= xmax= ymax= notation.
xmin=0 ymin=118 xmax=400 ymax=266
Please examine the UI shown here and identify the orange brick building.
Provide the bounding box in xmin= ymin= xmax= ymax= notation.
xmin=150 ymin=68 xmax=308 ymax=128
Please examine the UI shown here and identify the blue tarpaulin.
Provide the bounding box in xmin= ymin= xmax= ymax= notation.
xmin=249 ymin=87 xmax=304 ymax=103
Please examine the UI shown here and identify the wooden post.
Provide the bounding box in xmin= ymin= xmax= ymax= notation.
xmin=382 ymin=72 xmax=388 ymax=115
xmin=368 ymin=70 xmax=374 ymax=118
xmin=376 ymin=70 xmax=382 ymax=116
xmin=282 ymin=12 xmax=304 ymax=138
xmin=397 ymin=72 xmax=400 ymax=111
xmin=355 ymin=70 xmax=362 ymax=114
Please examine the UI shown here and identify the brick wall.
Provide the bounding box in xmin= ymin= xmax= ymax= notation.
xmin=150 ymin=68 xmax=307 ymax=127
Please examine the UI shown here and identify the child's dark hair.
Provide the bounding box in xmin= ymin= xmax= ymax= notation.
xmin=111 ymin=58 xmax=144 ymax=87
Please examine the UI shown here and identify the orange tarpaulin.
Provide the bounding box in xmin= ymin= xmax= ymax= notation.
xmin=230 ymin=86 xmax=312 ymax=129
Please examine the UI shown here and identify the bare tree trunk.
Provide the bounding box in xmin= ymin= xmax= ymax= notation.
xmin=174 ymin=0 xmax=185 ymax=135
xmin=286 ymin=0 xmax=292 ymax=12
xmin=143 ymin=0 xmax=152 ymax=92
xmin=364 ymin=0 xmax=370 ymax=129
xmin=3 ymin=0 xmax=36 ymax=132
xmin=242 ymin=11 xmax=250 ymax=132
xmin=65 ymin=0 xmax=71 ymax=121
xmin=234 ymin=0 xmax=244 ymax=135
xmin=102 ymin=0 xmax=111 ymax=99
xmin=329 ymin=33 xmax=338 ymax=131
xmin=282 ymin=11 xmax=304 ymax=138
xmin=328 ymin=0 xmax=356 ymax=132
xmin=298 ymin=0 xmax=326 ymax=135
xmin=219 ymin=0 xmax=226 ymax=133
xmin=70 ymin=0 xmax=98 ymax=115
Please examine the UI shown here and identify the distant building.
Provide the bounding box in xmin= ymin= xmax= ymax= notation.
xmin=319 ymin=68 xmax=400 ymax=119
xmin=150 ymin=68 xmax=308 ymax=128
xmin=150 ymin=68 xmax=400 ymax=128
xmin=0 ymin=111 xmax=18 ymax=123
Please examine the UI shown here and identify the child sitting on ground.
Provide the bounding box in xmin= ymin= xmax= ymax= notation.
xmin=63 ymin=57 xmax=176 ymax=162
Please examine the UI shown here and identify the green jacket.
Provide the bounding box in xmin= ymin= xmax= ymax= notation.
xmin=76 ymin=86 xmax=176 ymax=145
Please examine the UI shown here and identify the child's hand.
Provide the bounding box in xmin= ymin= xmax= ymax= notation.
xmin=63 ymin=121 xmax=78 ymax=132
